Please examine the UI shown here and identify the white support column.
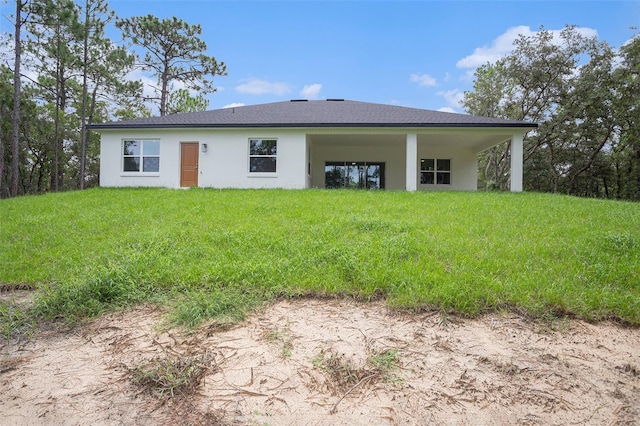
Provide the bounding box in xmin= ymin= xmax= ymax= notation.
xmin=406 ymin=133 xmax=418 ymax=191
xmin=510 ymin=133 xmax=523 ymax=192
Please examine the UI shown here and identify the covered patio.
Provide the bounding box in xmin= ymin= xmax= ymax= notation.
xmin=306 ymin=129 xmax=525 ymax=191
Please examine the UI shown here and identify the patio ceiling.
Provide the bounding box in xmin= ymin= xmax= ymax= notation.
xmin=308 ymin=128 xmax=526 ymax=154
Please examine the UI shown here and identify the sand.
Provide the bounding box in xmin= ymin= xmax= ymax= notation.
xmin=1 ymin=297 xmax=638 ymax=425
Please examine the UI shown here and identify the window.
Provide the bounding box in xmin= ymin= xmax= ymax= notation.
xmin=325 ymin=162 xmax=385 ymax=189
xmin=249 ymin=139 xmax=277 ymax=173
xmin=420 ymin=158 xmax=451 ymax=185
xmin=123 ymin=140 xmax=160 ymax=173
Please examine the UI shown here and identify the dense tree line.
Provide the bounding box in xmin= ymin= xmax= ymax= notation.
xmin=1 ymin=0 xmax=225 ymax=197
xmin=463 ymin=26 xmax=640 ymax=200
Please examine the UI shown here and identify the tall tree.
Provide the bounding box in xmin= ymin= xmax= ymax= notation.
xmin=554 ymin=39 xmax=618 ymax=196
xmin=613 ymin=35 xmax=640 ymax=199
xmin=2 ymin=0 xmax=147 ymax=196
xmin=27 ymin=0 xmax=81 ymax=191
xmin=462 ymin=25 xmax=625 ymax=197
xmin=11 ymin=0 xmax=29 ymax=197
xmin=166 ymin=88 xmax=209 ymax=115
xmin=0 ymin=115 xmax=3 ymax=196
xmin=77 ymin=0 xmax=140 ymax=189
xmin=0 ymin=74 xmax=4 ymax=198
xmin=78 ymin=0 xmax=104 ymax=189
xmin=462 ymin=62 xmax=518 ymax=190
xmin=0 ymin=66 xmax=7 ymax=198
xmin=116 ymin=14 xmax=226 ymax=116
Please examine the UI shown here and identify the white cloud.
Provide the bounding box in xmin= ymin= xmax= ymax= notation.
xmin=122 ymin=68 xmax=160 ymax=114
xmin=437 ymin=89 xmax=464 ymax=108
xmin=235 ymin=78 xmax=292 ymax=95
xmin=456 ymin=25 xmax=533 ymax=68
xmin=437 ymin=107 xmax=456 ymax=113
xmin=443 ymin=72 xmax=451 ymax=83
xmin=461 ymin=69 xmax=476 ymax=82
xmin=410 ymin=73 xmax=437 ymax=87
xmin=124 ymin=68 xmax=158 ymax=98
xmin=614 ymin=36 xmax=640 ymax=68
xmin=456 ymin=25 xmax=598 ymax=69
xmin=622 ymin=35 xmax=639 ymax=48
xmin=300 ymin=83 xmax=322 ymax=100
xmin=223 ymin=102 xmax=245 ymax=109
xmin=0 ymin=34 xmax=12 ymax=64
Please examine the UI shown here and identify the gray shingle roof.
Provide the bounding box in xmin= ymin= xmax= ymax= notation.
xmin=90 ymin=99 xmax=537 ymax=130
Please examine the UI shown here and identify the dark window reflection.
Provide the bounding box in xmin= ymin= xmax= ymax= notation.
xmin=123 ymin=157 xmax=140 ymax=172
xmin=250 ymin=139 xmax=277 ymax=155
xmin=250 ymin=157 xmax=277 ymax=173
xmin=249 ymin=139 xmax=277 ymax=172
xmin=123 ymin=140 xmax=160 ymax=173
xmin=143 ymin=157 xmax=160 ymax=172
xmin=420 ymin=172 xmax=433 ymax=184
xmin=421 ymin=158 xmax=450 ymax=185
xmin=123 ymin=140 xmax=140 ymax=156
xmin=324 ymin=162 xmax=385 ymax=189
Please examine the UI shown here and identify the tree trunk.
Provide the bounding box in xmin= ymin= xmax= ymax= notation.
xmin=0 ymin=106 xmax=4 ymax=198
xmin=52 ymin=49 xmax=61 ymax=192
xmin=567 ymin=130 xmax=612 ymax=195
xmin=160 ymin=64 xmax=169 ymax=116
xmin=79 ymin=2 xmax=90 ymax=190
xmin=11 ymin=0 xmax=23 ymax=197
xmin=52 ymin=16 xmax=69 ymax=192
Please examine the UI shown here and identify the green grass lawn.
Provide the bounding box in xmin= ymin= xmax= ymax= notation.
xmin=1 ymin=188 xmax=638 ymax=327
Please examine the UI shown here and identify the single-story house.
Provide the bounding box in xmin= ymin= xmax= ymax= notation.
xmin=91 ymin=99 xmax=537 ymax=191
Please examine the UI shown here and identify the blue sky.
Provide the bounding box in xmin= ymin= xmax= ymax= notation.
xmin=5 ymin=0 xmax=640 ymax=113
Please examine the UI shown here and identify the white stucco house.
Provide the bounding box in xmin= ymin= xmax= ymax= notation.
xmin=91 ymin=99 xmax=536 ymax=191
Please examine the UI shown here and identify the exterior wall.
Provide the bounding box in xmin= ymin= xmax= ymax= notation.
xmin=416 ymin=144 xmax=477 ymax=191
xmin=99 ymin=127 xmax=479 ymax=191
xmin=100 ymin=130 xmax=178 ymax=188
xmin=99 ymin=128 xmax=308 ymax=189
xmin=201 ymin=129 xmax=307 ymax=189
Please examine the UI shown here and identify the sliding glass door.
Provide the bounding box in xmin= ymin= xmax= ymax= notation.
xmin=325 ymin=162 xmax=385 ymax=189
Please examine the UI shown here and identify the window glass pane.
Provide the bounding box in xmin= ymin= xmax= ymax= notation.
xmin=345 ymin=164 xmax=360 ymax=188
xmin=325 ymin=162 xmax=385 ymax=189
xmin=250 ymin=157 xmax=276 ymax=172
xmin=249 ymin=139 xmax=260 ymax=154
xmin=437 ymin=172 xmax=451 ymax=184
xmin=420 ymin=159 xmax=434 ymax=171
xmin=356 ymin=165 xmax=367 ymax=189
xmin=266 ymin=142 xmax=277 ymax=156
xmin=123 ymin=157 xmax=140 ymax=172
xmin=421 ymin=172 xmax=434 ymax=184
xmin=123 ymin=140 xmax=140 ymax=156
xmin=325 ymin=165 xmax=344 ymax=188
xmin=437 ymin=159 xmax=451 ymax=171
xmin=143 ymin=157 xmax=160 ymax=172
xmin=367 ymin=164 xmax=381 ymax=189
xmin=143 ymin=140 xmax=160 ymax=155
xmin=250 ymin=140 xmax=277 ymax=155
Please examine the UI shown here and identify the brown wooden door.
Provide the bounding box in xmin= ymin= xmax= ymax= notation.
xmin=180 ymin=143 xmax=199 ymax=187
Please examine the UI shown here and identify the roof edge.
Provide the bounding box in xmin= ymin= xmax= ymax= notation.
xmin=89 ymin=122 xmax=538 ymax=130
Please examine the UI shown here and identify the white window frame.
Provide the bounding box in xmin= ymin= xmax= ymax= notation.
xmin=248 ymin=138 xmax=277 ymax=174
xmin=420 ymin=158 xmax=451 ymax=185
xmin=122 ymin=139 xmax=160 ymax=175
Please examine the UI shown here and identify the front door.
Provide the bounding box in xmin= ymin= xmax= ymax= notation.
xmin=180 ymin=143 xmax=199 ymax=187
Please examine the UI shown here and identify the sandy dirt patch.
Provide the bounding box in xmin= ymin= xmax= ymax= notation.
xmin=1 ymin=298 xmax=639 ymax=425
